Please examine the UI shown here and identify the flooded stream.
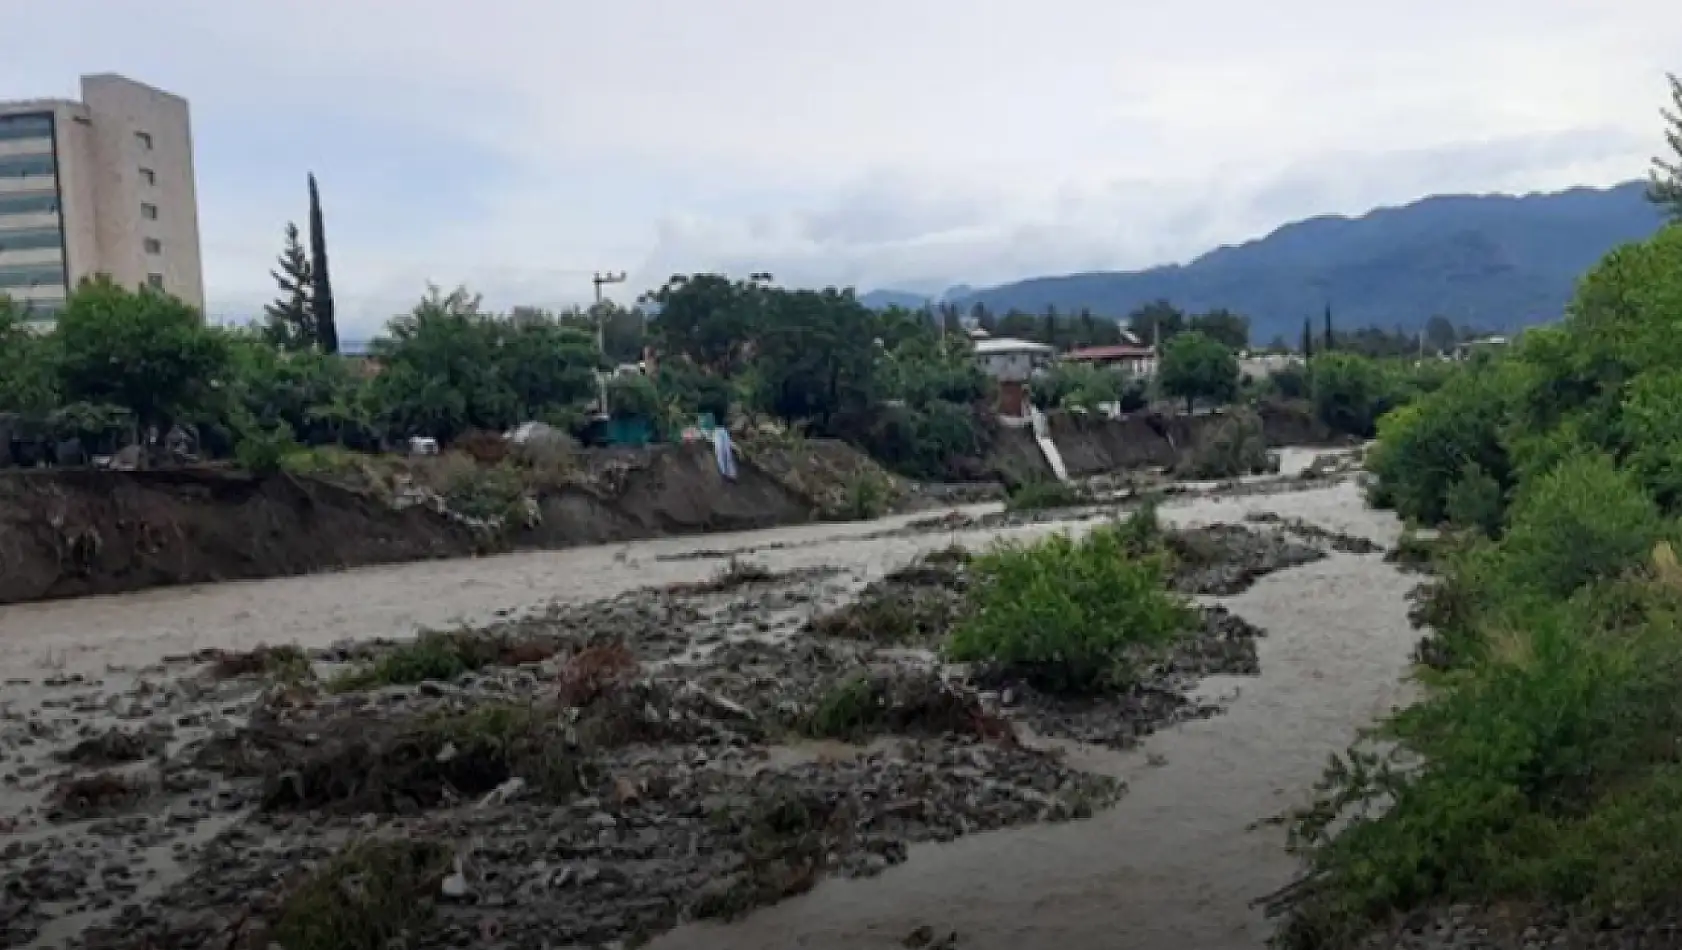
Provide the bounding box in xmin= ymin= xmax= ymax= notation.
xmin=0 ymin=464 xmax=1418 ymax=949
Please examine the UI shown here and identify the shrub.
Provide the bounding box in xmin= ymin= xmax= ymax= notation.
xmin=233 ymin=419 xmax=299 ymax=476
xmin=1497 ymin=450 xmax=1659 ymax=600
xmin=1442 ymin=462 xmax=1504 ymax=536
xmin=1308 ymin=351 xmax=1387 ymax=437
xmin=1179 ymin=407 xmax=1274 ymax=479
xmin=946 ymin=522 xmax=1195 ymax=693
xmin=1006 ymin=479 xmax=1090 ymax=511
xmin=1365 ymin=362 xmax=1513 ymax=526
xmin=833 ymin=470 xmax=892 ymax=521
xmin=271 ymin=840 xmax=452 ymax=950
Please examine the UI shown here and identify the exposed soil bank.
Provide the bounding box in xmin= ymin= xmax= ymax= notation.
xmin=0 ymin=409 xmax=1343 ymax=606
xmin=0 ymin=441 xmax=882 ymax=607
xmin=991 ymin=401 xmax=1349 ymax=483
xmin=0 ymin=468 xmax=478 ymax=606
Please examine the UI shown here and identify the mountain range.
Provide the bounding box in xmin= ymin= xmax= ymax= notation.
xmin=860 ymin=181 xmax=1667 ymax=344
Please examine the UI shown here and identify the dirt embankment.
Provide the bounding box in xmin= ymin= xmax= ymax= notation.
xmin=989 ymin=400 xmax=1348 ymax=482
xmin=0 ymin=440 xmax=899 ymax=607
xmin=0 ymin=469 xmax=479 ymax=606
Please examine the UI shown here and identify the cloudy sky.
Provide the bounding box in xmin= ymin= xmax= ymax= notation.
xmin=5 ymin=0 xmax=1675 ymax=336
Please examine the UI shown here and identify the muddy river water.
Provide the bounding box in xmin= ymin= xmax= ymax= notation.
xmin=0 ymin=461 xmax=1418 ymax=949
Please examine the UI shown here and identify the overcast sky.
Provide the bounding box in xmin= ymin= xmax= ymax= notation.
xmin=5 ymin=0 xmax=1675 ymax=335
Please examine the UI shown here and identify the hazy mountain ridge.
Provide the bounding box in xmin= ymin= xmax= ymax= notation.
xmin=865 ymin=181 xmax=1664 ymax=342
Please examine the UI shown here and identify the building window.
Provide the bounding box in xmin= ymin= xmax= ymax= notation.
xmin=141 ymin=203 xmax=158 ymax=220
xmin=135 ymin=131 xmax=153 ymax=150
xmin=0 ymin=113 xmax=52 ymax=142
xmin=0 ymin=227 xmax=63 ymax=253
xmin=144 ymin=237 xmax=162 ymax=254
xmin=0 ymin=264 xmax=67 ymax=289
xmin=0 ymin=153 xmax=55 ymax=178
xmin=146 ymin=273 xmax=164 ymax=289
xmin=139 ymin=167 xmax=156 ymax=185
xmin=0 ymin=192 xmax=59 ymax=216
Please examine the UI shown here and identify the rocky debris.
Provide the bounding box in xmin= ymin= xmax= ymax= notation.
xmin=8 ymin=524 xmax=1297 ymax=950
xmin=73 ymin=675 xmax=1114 ymax=950
xmin=905 ymin=925 xmax=965 ymax=948
xmin=809 ymin=550 xmax=970 ymax=647
xmin=57 ymin=726 xmax=169 ymax=767
xmin=1297 ymin=450 xmax=1366 ymax=481
xmin=1166 ymin=524 xmax=1327 ymax=596
xmin=1246 ymin=511 xmax=1385 ymax=555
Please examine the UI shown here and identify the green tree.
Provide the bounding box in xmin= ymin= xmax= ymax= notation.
xmin=307 ymin=173 xmax=340 ymax=354
xmin=1301 ymin=317 xmax=1314 ymax=357
xmin=1128 ymin=299 xmax=1185 ymax=346
xmin=1309 ymin=351 xmax=1387 ymax=437
xmin=0 ymin=297 xmax=58 ymax=414
xmin=1648 ymin=72 xmax=1682 ymax=221
xmin=54 ymin=277 xmax=230 ymax=437
xmin=752 ymin=287 xmax=878 ymax=429
xmin=643 ymin=274 xmax=769 ymax=374
xmin=1157 ymin=330 xmax=1239 ymax=412
xmin=1322 ymin=303 xmax=1334 ymax=351
xmin=1423 ymin=315 xmax=1459 ymax=354
xmin=262 ymin=222 xmax=316 ymax=352
xmin=370 ymin=286 xmax=602 ymax=441
xmin=1188 ymin=308 xmax=1250 ymax=351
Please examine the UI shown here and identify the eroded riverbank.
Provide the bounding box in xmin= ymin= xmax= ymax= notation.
xmin=0 ymin=461 xmax=1418 ymax=950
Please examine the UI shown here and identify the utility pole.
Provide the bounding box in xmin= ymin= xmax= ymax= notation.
xmin=592 ymin=271 xmax=627 ymax=417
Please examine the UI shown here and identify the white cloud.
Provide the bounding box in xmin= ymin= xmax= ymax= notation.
xmin=4 ymin=0 xmax=1677 ymax=333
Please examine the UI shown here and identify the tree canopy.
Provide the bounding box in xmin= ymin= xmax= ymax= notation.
xmin=1157 ymin=330 xmax=1239 ymax=411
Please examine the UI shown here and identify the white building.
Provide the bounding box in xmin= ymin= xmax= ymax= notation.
xmin=972 ymin=336 xmax=1054 ymax=382
xmin=0 ymin=74 xmax=205 ymax=325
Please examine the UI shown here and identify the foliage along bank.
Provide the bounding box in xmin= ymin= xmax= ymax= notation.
xmin=1276 ymin=222 xmax=1682 ymax=946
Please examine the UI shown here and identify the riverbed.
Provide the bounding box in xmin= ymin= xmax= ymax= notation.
xmin=0 ymin=462 xmax=1417 ymax=949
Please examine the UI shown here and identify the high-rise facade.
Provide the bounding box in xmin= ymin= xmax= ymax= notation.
xmin=0 ymin=74 xmax=204 ymax=325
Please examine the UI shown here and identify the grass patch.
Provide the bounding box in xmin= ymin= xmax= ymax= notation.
xmin=1005 ymin=479 xmax=1091 ymax=512
xmin=211 ymin=643 xmax=312 ymax=682
xmin=270 ymin=839 xmax=452 ymax=950
xmin=262 ymin=701 xmax=588 ymax=812
xmin=945 ymin=513 xmax=1195 ymax=694
xmin=326 ymin=629 xmax=556 ymax=692
xmin=803 ymin=670 xmax=995 ymax=743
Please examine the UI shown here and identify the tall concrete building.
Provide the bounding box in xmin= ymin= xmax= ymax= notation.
xmin=0 ymin=74 xmax=204 ymax=324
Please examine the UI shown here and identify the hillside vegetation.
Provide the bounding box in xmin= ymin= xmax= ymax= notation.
xmin=1277 ymin=221 xmax=1682 ymax=945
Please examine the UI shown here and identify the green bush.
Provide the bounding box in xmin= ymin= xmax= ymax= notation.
xmin=1308 ymin=351 xmax=1387 ymax=437
xmin=1497 ymin=450 xmax=1659 ymax=599
xmin=946 ymin=521 xmax=1195 ymax=693
xmin=1442 ymin=462 xmax=1504 ymax=536
xmin=1006 ymin=479 xmax=1090 ymax=511
xmin=1365 ymin=362 xmax=1514 ymax=526
xmin=1281 ymin=581 xmax=1682 ymax=947
xmin=1179 ymin=406 xmax=1274 ymax=479
xmin=1278 ymin=223 xmax=1682 ymax=948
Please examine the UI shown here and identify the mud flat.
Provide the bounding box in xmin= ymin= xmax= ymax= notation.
xmin=0 ymin=460 xmax=1416 ymax=950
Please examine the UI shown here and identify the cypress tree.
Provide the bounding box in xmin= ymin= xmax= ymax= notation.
xmin=1322 ymin=304 xmax=1334 ymax=352
xmin=1301 ymin=317 xmax=1314 ymax=358
xmin=307 ymin=173 xmax=340 ymax=354
xmin=1649 ymin=72 xmax=1682 ymax=221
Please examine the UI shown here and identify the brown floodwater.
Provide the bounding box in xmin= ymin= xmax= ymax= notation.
xmin=0 ymin=462 xmax=1415 ymax=950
